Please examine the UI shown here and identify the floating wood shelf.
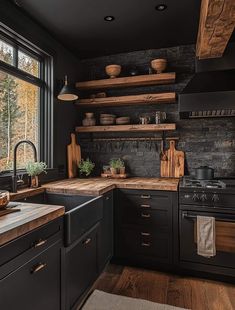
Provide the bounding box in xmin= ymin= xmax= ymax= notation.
xmin=77 ymin=92 xmax=176 ymax=107
xmin=76 ymin=124 xmax=176 ymax=133
xmin=76 ymin=72 xmax=176 ymax=90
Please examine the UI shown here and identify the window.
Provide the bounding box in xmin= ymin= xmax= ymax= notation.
xmin=0 ymin=27 xmax=53 ymax=173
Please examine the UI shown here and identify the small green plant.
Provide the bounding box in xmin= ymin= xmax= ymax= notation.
xmin=109 ymin=158 xmax=125 ymax=169
xmin=26 ymin=162 xmax=47 ymax=177
xmin=78 ymin=158 xmax=95 ymax=177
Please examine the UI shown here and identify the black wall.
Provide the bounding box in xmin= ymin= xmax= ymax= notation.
xmin=77 ymin=45 xmax=235 ymax=178
xmin=0 ymin=0 xmax=82 ymax=180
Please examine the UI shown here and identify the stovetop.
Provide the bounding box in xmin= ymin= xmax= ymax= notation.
xmin=180 ymin=178 xmax=227 ymax=189
xmin=179 ymin=177 xmax=235 ymax=207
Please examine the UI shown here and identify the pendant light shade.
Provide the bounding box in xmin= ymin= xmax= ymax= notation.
xmin=57 ymin=76 xmax=78 ymax=101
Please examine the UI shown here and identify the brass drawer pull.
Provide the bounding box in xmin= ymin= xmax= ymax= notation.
xmin=141 ymin=213 xmax=151 ymax=218
xmin=141 ymin=232 xmax=150 ymax=236
xmin=141 ymin=195 xmax=151 ymax=199
xmin=33 ymin=239 xmax=47 ymax=248
xmin=141 ymin=242 xmax=151 ymax=247
xmin=31 ymin=262 xmax=47 ymax=274
xmin=140 ymin=204 xmax=150 ymax=208
xmin=83 ymin=238 xmax=92 ymax=245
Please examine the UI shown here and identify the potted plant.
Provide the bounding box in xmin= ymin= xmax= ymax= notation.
xmin=26 ymin=162 xmax=47 ymax=188
xmin=109 ymin=158 xmax=125 ymax=175
xmin=78 ymin=158 xmax=95 ymax=177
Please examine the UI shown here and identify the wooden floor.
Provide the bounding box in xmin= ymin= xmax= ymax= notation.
xmin=93 ymin=264 xmax=235 ymax=310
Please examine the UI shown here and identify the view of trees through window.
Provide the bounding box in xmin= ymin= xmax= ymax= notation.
xmin=0 ymin=39 xmax=40 ymax=172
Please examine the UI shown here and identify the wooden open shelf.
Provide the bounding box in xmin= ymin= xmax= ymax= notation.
xmin=76 ymin=124 xmax=176 ymax=133
xmin=77 ymin=92 xmax=176 ymax=107
xmin=76 ymin=72 xmax=176 ymax=90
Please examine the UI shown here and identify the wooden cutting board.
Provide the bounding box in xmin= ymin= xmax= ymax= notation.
xmin=160 ymin=140 xmax=185 ymax=178
xmin=67 ymin=133 xmax=81 ymax=178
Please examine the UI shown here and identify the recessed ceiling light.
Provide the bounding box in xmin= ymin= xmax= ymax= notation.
xmin=104 ymin=16 xmax=115 ymax=22
xmin=155 ymin=4 xmax=167 ymax=11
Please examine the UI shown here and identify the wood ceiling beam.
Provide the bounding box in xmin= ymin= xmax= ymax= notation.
xmin=196 ymin=0 xmax=235 ymax=59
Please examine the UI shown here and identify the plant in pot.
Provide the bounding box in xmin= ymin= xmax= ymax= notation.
xmin=109 ymin=158 xmax=125 ymax=175
xmin=26 ymin=162 xmax=47 ymax=188
xmin=78 ymin=158 xmax=95 ymax=177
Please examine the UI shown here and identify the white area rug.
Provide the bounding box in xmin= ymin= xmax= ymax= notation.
xmin=82 ymin=290 xmax=188 ymax=310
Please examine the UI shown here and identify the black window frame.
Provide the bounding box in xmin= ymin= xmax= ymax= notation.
xmin=0 ymin=22 xmax=53 ymax=174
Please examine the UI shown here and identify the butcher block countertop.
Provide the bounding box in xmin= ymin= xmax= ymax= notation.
xmin=44 ymin=177 xmax=179 ymax=196
xmin=0 ymin=203 xmax=65 ymax=246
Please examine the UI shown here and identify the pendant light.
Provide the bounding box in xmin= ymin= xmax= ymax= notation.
xmin=57 ymin=75 xmax=78 ymax=101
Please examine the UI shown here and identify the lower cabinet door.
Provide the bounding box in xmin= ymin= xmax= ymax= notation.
xmin=65 ymin=223 xmax=100 ymax=310
xmin=0 ymin=241 xmax=61 ymax=310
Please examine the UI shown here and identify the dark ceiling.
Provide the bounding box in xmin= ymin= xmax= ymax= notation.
xmin=11 ymin=0 xmax=223 ymax=59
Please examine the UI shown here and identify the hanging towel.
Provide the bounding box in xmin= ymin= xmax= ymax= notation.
xmin=197 ymin=216 xmax=216 ymax=258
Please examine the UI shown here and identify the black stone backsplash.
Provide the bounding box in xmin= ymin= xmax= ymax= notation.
xmin=77 ymin=45 xmax=235 ymax=178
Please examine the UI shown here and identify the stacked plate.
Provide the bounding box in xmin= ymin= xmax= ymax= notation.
xmin=100 ymin=114 xmax=116 ymax=125
xmin=116 ymin=117 xmax=130 ymax=125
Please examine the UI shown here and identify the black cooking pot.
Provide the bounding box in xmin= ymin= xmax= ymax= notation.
xmin=195 ymin=166 xmax=214 ymax=180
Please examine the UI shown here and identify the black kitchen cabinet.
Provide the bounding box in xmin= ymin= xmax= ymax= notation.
xmin=0 ymin=218 xmax=63 ymax=310
xmin=114 ymin=189 xmax=177 ymax=268
xmin=99 ymin=191 xmax=114 ymax=271
xmin=64 ymin=222 xmax=100 ymax=310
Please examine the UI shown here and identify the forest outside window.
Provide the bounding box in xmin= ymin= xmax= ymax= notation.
xmin=0 ymin=32 xmax=53 ymax=173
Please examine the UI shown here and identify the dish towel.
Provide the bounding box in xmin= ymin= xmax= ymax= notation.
xmin=197 ymin=216 xmax=216 ymax=258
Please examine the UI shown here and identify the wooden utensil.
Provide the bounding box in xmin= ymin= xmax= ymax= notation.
xmin=67 ymin=133 xmax=81 ymax=178
xmin=160 ymin=140 xmax=184 ymax=178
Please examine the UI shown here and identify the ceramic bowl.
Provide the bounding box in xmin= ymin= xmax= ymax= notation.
xmin=151 ymin=59 xmax=167 ymax=74
xmin=105 ymin=65 xmax=121 ymax=78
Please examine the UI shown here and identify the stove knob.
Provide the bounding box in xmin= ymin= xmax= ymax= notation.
xmin=212 ymin=194 xmax=219 ymax=203
xmin=200 ymin=193 xmax=207 ymax=202
xmin=192 ymin=193 xmax=199 ymax=201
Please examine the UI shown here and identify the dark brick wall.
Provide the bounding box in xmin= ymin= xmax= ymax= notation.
xmin=77 ymin=45 xmax=235 ymax=178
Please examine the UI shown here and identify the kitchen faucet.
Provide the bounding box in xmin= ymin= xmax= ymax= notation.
xmin=12 ymin=140 xmax=38 ymax=193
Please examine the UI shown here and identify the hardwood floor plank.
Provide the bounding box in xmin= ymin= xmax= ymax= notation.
xmin=94 ymin=264 xmax=235 ymax=310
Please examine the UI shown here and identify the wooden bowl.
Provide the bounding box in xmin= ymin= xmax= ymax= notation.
xmin=105 ymin=65 xmax=121 ymax=78
xmin=0 ymin=190 xmax=10 ymax=209
xmin=151 ymin=59 xmax=167 ymax=74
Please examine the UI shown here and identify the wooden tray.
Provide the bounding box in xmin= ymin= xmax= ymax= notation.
xmin=101 ymin=173 xmax=128 ymax=179
xmin=0 ymin=207 xmax=21 ymax=217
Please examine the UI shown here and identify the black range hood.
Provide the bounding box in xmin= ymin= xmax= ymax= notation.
xmin=179 ymin=44 xmax=235 ymax=119
xmin=179 ymin=70 xmax=235 ymax=119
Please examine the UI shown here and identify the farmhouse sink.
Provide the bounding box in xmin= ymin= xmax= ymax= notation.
xmin=15 ymin=192 xmax=103 ymax=246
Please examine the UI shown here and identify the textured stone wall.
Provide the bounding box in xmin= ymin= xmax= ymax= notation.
xmin=77 ymin=45 xmax=235 ymax=178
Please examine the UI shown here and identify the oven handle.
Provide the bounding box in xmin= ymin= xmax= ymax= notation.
xmin=182 ymin=211 xmax=235 ymax=223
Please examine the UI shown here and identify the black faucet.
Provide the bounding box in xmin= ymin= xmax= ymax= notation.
xmin=12 ymin=140 xmax=38 ymax=193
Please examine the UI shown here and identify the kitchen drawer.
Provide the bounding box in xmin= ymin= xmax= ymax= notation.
xmin=0 ymin=217 xmax=63 ymax=267
xmin=0 ymin=240 xmax=61 ymax=310
xmin=116 ymin=227 xmax=172 ymax=264
xmin=118 ymin=208 xmax=171 ymax=232
xmin=118 ymin=189 xmax=173 ymax=210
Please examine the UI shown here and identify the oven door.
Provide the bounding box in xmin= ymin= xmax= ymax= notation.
xmin=180 ymin=209 xmax=235 ymax=268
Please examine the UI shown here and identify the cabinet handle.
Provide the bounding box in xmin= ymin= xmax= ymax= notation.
xmin=105 ymin=196 xmax=110 ymax=200
xmin=141 ymin=232 xmax=151 ymax=236
xmin=141 ymin=213 xmax=151 ymax=218
xmin=141 ymin=242 xmax=151 ymax=247
xmin=33 ymin=239 xmax=47 ymax=248
xmin=140 ymin=204 xmax=150 ymax=208
xmin=31 ymin=262 xmax=47 ymax=274
xmin=83 ymin=238 xmax=92 ymax=245
xmin=141 ymin=195 xmax=151 ymax=199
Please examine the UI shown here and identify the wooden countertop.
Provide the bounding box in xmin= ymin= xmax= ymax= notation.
xmin=0 ymin=203 xmax=65 ymax=246
xmin=44 ymin=177 xmax=179 ymax=196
